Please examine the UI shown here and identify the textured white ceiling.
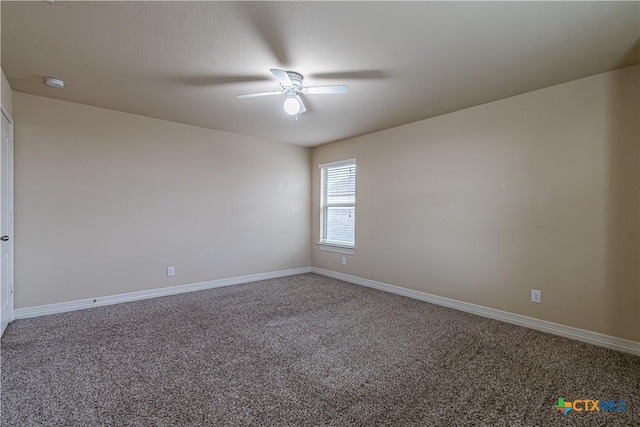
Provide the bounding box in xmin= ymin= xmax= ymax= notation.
xmin=2 ymin=1 xmax=638 ymax=147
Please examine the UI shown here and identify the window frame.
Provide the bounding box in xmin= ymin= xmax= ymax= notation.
xmin=317 ymin=158 xmax=357 ymax=254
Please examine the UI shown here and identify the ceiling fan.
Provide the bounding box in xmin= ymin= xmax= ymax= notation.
xmin=237 ymin=69 xmax=348 ymax=116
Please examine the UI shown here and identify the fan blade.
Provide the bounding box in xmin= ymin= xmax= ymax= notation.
xmin=270 ymin=69 xmax=293 ymax=86
xmin=301 ymin=85 xmax=348 ymax=95
xmin=296 ymin=95 xmax=307 ymax=113
xmin=178 ymin=75 xmax=271 ymax=86
xmin=309 ymin=70 xmax=385 ymax=80
xmin=237 ymin=90 xmax=283 ymax=99
xmin=243 ymin=3 xmax=290 ymax=67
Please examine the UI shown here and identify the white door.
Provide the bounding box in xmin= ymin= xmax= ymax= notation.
xmin=0 ymin=109 xmax=13 ymax=336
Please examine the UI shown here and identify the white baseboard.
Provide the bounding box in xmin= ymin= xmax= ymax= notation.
xmin=311 ymin=267 xmax=640 ymax=356
xmin=13 ymin=265 xmax=639 ymax=357
xmin=14 ymin=267 xmax=311 ymax=320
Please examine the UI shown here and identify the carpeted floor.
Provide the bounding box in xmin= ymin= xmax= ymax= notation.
xmin=1 ymin=273 xmax=638 ymax=426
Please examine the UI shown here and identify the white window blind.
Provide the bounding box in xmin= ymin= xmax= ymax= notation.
xmin=320 ymin=159 xmax=356 ymax=247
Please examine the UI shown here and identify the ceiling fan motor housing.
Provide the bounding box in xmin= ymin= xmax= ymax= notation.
xmin=286 ymin=72 xmax=303 ymax=89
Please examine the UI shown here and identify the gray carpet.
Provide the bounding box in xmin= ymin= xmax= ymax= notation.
xmin=1 ymin=273 xmax=639 ymax=426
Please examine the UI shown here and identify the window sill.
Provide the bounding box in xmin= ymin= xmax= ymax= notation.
xmin=317 ymin=243 xmax=356 ymax=255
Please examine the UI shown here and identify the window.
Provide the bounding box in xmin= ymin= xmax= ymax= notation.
xmin=318 ymin=159 xmax=356 ymax=254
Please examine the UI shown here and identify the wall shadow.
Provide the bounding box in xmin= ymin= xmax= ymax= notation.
xmin=604 ymin=58 xmax=640 ymax=341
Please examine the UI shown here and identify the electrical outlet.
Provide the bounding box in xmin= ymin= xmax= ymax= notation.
xmin=167 ymin=266 xmax=175 ymax=277
xmin=342 ymin=256 xmax=347 ymax=265
xmin=531 ymin=289 xmax=541 ymax=303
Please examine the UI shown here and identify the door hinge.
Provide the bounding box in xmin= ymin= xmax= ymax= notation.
xmin=9 ymin=140 xmax=13 ymax=151
xmin=9 ymin=284 xmax=13 ymax=295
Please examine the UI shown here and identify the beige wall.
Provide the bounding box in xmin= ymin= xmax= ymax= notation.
xmin=312 ymin=65 xmax=640 ymax=341
xmin=14 ymin=93 xmax=310 ymax=308
xmin=1 ymin=69 xmax=12 ymax=117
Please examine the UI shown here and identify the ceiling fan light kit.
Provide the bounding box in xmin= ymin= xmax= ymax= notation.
xmin=283 ymin=94 xmax=301 ymax=115
xmin=237 ymin=69 xmax=348 ymax=117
